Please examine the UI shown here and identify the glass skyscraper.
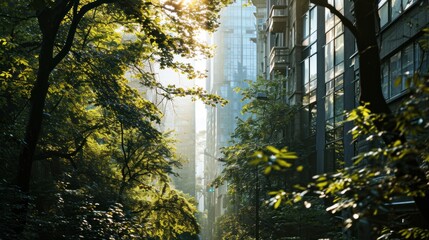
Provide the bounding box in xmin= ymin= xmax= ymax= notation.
xmin=204 ymin=1 xmax=256 ymax=239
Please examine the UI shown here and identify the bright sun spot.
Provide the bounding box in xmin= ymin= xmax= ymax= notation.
xmin=114 ymin=26 xmax=125 ymax=33
xmin=179 ymin=0 xmax=194 ymax=6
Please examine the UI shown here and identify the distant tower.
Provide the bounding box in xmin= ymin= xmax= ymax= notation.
xmin=204 ymin=1 xmax=257 ymax=238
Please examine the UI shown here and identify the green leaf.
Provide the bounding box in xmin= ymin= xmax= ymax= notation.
xmin=316 ymin=181 xmax=328 ymax=188
xmin=272 ymin=165 xmax=281 ymax=171
xmin=393 ymin=140 xmax=402 ymax=147
xmin=293 ymin=184 xmax=306 ymax=191
xmin=276 ymin=159 xmax=292 ymax=168
xmin=266 ymin=145 xmax=280 ymax=154
xmin=293 ymin=194 xmax=302 ymax=203
xmin=248 ymin=159 xmax=261 ymax=165
xmin=278 ymin=152 xmax=298 ymax=159
xmin=274 ymin=198 xmax=281 ymax=209
xmin=264 ymin=166 xmax=272 ymax=175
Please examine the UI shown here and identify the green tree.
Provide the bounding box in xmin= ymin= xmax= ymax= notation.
xmin=0 ymin=0 xmax=231 ymax=237
xmin=8 ymin=0 xmax=229 ymax=193
xmin=1 ymin=76 xmax=201 ymax=239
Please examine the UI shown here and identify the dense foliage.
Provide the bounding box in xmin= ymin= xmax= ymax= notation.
xmin=0 ymin=0 xmax=230 ymax=238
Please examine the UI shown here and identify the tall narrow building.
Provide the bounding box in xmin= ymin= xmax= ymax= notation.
xmin=204 ymin=1 xmax=257 ymax=239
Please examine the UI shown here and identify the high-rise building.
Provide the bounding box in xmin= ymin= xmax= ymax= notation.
xmin=252 ymin=0 xmax=429 ymax=238
xmin=204 ymin=1 xmax=257 ymax=238
xmin=255 ymin=0 xmax=429 ymax=183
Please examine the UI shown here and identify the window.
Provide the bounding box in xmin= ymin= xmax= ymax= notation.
xmin=402 ymin=45 xmax=414 ymax=79
xmin=325 ymin=80 xmax=334 ymax=123
xmin=309 ymin=54 xmax=317 ymax=82
xmin=381 ymin=63 xmax=389 ymax=98
xmin=325 ymin=41 xmax=334 ymax=70
xmin=335 ymin=0 xmax=344 ymax=12
xmin=275 ymin=33 xmax=284 ymax=47
xmin=392 ymin=0 xmax=402 ymax=20
xmin=415 ymin=39 xmax=429 ymax=74
xmin=324 ymin=1 xmax=345 ymax=164
xmin=325 ymin=9 xmax=344 ymax=72
xmin=354 ymin=70 xmax=360 ymax=107
xmin=381 ymin=39 xmax=428 ymax=100
xmin=325 ymin=75 xmax=343 ymax=126
xmin=246 ymin=29 xmax=256 ymax=35
xmin=325 ymin=87 xmax=334 ymax=127
xmin=325 ymin=12 xmax=334 ymax=32
xmin=334 ymin=35 xmax=344 ymax=65
xmin=379 ymin=0 xmax=389 ymax=27
xmin=302 ymin=6 xmax=317 ymax=46
xmin=378 ymin=0 xmax=418 ymax=28
xmin=334 ymin=88 xmax=344 ymax=125
xmin=390 ymin=51 xmax=402 ymax=97
xmin=303 ymin=102 xmax=317 ymax=138
xmin=403 ymin=0 xmax=416 ymax=10
xmin=310 ymin=103 xmax=317 ymax=136
xmin=302 ymin=4 xmax=318 ymax=139
xmin=303 ymin=58 xmax=309 ymax=93
xmin=302 ymin=52 xmax=317 ymax=104
xmin=309 ymin=7 xmax=317 ymax=43
xmin=325 ymin=140 xmax=344 ymax=171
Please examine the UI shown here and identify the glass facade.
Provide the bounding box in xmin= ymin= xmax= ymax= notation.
xmin=379 ymin=0 xmax=418 ymax=28
xmin=296 ymin=0 xmax=428 ymax=174
xmin=216 ymin=1 xmax=257 ymax=147
xmin=302 ymin=5 xmax=318 ymax=138
xmin=205 ymin=2 xmax=256 ymax=235
xmin=324 ymin=0 xmax=345 ymax=171
xmin=381 ymin=39 xmax=429 ymax=99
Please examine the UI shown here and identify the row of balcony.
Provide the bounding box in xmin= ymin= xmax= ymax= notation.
xmin=255 ymin=4 xmax=288 ymax=33
xmin=268 ymin=4 xmax=288 ymax=32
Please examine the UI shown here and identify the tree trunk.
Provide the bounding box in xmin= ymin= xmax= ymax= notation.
xmin=13 ymin=9 xmax=58 ymax=234
xmin=13 ymin=1 xmax=106 ymax=232
xmin=16 ymin=48 xmax=52 ymax=192
xmin=353 ymin=0 xmax=429 ymax=225
xmin=354 ymin=1 xmax=390 ymax=115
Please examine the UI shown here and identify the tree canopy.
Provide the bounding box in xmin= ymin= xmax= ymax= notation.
xmin=0 ymin=0 xmax=231 ymax=238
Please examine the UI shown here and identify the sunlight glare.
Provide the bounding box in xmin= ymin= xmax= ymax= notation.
xmin=179 ymin=0 xmax=195 ymax=6
xmin=114 ymin=26 xmax=125 ymax=33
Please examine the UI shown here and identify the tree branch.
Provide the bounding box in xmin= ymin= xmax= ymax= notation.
xmin=52 ymin=0 xmax=117 ymax=70
xmin=36 ymin=124 xmax=101 ymax=168
xmin=310 ymin=0 xmax=358 ymax=39
xmin=119 ymin=121 xmax=133 ymax=181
